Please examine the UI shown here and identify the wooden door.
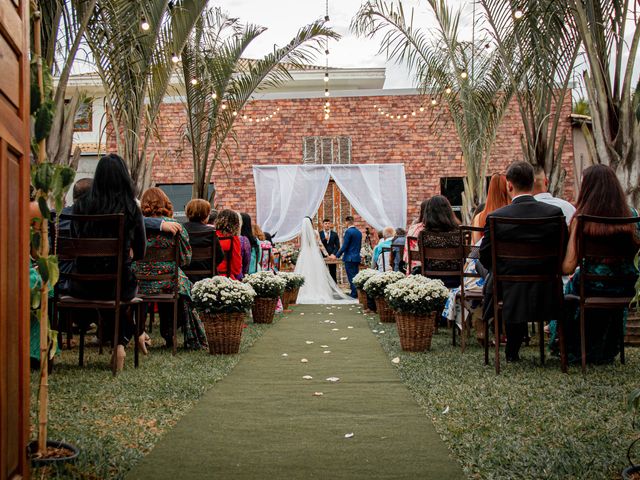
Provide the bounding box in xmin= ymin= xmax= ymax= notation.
xmin=0 ymin=0 xmax=31 ymax=479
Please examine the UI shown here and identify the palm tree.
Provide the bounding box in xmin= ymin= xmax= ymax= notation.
xmin=568 ymin=0 xmax=640 ymax=208
xmin=182 ymin=8 xmax=338 ymax=202
xmin=351 ymin=0 xmax=513 ymax=222
xmin=41 ymin=0 xmax=97 ymax=167
xmin=83 ymin=0 xmax=207 ymax=194
xmin=481 ymin=0 xmax=580 ymax=196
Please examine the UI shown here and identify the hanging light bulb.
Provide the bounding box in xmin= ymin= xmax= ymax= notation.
xmin=190 ymin=77 xmax=198 ymax=85
xmin=221 ymin=103 xmax=227 ymax=110
xmin=211 ymin=92 xmax=217 ymax=100
xmin=171 ymin=52 xmax=180 ymax=63
xmin=324 ymin=73 xmax=329 ymax=83
xmin=403 ymin=114 xmax=407 ymax=119
xmin=385 ymin=113 xmax=389 ymax=117
xmin=324 ymin=89 xmax=330 ymax=97
xmin=232 ymin=111 xmax=237 ymax=116
xmin=249 ymin=118 xmax=253 ymax=122
xmin=324 ymin=113 xmax=330 ymax=120
xmin=325 ymin=101 xmax=330 ymax=107
xmin=419 ymin=106 xmax=425 ymax=112
xmin=243 ymin=114 xmax=247 ymax=120
xmin=141 ymin=16 xmax=150 ymax=31
xmin=277 ymin=107 xmax=281 ymax=111
xmin=514 ymin=9 xmax=523 ymax=19
xmin=445 ymin=87 xmax=452 ymax=94
xmin=431 ymin=99 xmax=437 ymax=105
xmin=460 ymin=71 xmax=468 ymax=79
xmin=411 ymin=111 xmax=416 ymax=116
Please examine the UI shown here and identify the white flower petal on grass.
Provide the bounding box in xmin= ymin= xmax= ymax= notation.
xmin=329 ymin=313 xmax=334 ymax=316
xmin=379 ymin=330 xmax=385 ymax=334
xmin=321 ymin=345 xmax=329 ymax=348
xmin=323 ymin=350 xmax=331 ymax=354
xmin=344 ymin=432 xmax=355 ymax=438
xmin=326 ymin=377 xmax=340 ymax=382
xmin=347 ymin=326 xmax=354 ymax=329
xmin=313 ymin=392 xmax=324 ymax=396
xmin=281 ymin=353 xmax=288 ymax=357
xmin=324 ymin=320 xmax=331 ymax=323
xmin=305 ymin=341 xmax=314 ymax=344
xmin=391 ymin=357 xmax=401 ymax=364
xmin=331 ymin=328 xmax=339 ymax=331
xmin=300 ymin=313 xmax=305 ymax=316
xmin=329 ymin=320 xmax=336 ymax=324
xmin=301 ymin=358 xmax=308 ymax=363
xmin=302 ymin=375 xmax=313 ymax=380
xmin=442 ymin=406 xmax=450 ymax=414
xmin=340 ymin=337 xmax=348 ymax=341
xmin=372 ymin=330 xmax=378 ymax=333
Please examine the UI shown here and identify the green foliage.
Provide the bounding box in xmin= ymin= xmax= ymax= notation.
xmin=573 ymin=98 xmax=591 ymax=116
xmin=183 ymin=8 xmax=337 ymax=201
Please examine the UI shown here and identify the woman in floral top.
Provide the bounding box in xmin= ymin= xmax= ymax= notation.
xmin=133 ymin=188 xmax=207 ymax=350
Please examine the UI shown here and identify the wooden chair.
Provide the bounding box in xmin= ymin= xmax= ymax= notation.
xmin=566 ymin=214 xmax=640 ymax=373
xmin=456 ymin=226 xmax=485 ymax=352
xmin=380 ymin=246 xmax=392 ymax=272
xmin=406 ymin=236 xmax=421 ymax=273
xmin=261 ymin=245 xmax=273 ymax=270
xmin=183 ymin=229 xmax=218 ymax=281
xmin=135 ymin=238 xmax=180 ymax=356
xmin=417 ymin=229 xmax=463 ymax=340
xmin=390 ymin=244 xmax=405 ymax=272
xmin=53 ymin=214 xmax=142 ymax=376
xmin=487 ymin=216 xmax=567 ymax=374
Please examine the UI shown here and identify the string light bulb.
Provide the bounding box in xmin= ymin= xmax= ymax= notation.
xmin=420 ymin=106 xmax=425 ymax=112
xmin=324 ymin=89 xmax=330 ymax=97
xmin=514 ymin=9 xmax=523 ymax=19
xmin=171 ymin=52 xmax=180 ymax=63
xmin=324 ymin=73 xmax=329 ymax=83
xmin=232 ymin=111 xmax=237 ymax=116
xmin=445 ymin=87 xmax=452 ymax=94
xmin=141 ymin=16 xmax=150 ymax=31
xmin=460 ymin=71 xmax=468 ymax=79
xmin=431 ymin=99 xmax=437 ymax=105
xmin=190 ymin=77 xmax=198 ymax=85
xmin=221 ymin=103 xmax=227 ymax=110
xmin=211 ymin=92 xmax=217 ymax=100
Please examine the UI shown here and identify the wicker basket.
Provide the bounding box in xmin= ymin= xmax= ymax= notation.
xmin=395 ymin=311 xmax=437 ymax=352
xmin=281 ymin=291 xmax=291 ymax=311
xmin=288 ymin=287 xmax=300 ymax=305
xmin=199 ymin=311 xmax=245 ymax=354
xmin=357 ymin=288 xmax=367 ymax=306
xmin=252 ymin=297 xmax=278 ymax=324
xmin=375 ymin=297 xmax=396 ymax=323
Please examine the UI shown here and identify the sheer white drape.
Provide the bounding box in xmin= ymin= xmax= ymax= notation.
xmin=330 ymin=164 xmax=407 ymax=230
xmin=254 ymin=165 xmax=330 ymax=242
xmin=253 ymin=164 xmax=407 ymax=242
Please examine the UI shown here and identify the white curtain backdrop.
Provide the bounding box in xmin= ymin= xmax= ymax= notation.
xmin=254 ymin=165 xmax=330 ymax=242
xmin=253 ymin=164 xmax=407 ymax=242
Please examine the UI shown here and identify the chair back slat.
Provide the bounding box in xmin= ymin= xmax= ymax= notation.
xmin=57 ymin=238 xmax=120 ymax=259
xmin=406 ymin=236 xmax=421 ymax=263
xmin=417 ymin=230 xmax=462 ymax=277
xmin=459 ymin=226 xmax=484 ymax=281
xmin=135 ymin=236 xmax=180 ymax=294
xmin=492 ymin=240 xmax=560 ymax=260
xmin=380 ymin=246 xmax=392 ymax=272
xmin=182 ymin=229 xmax=217 ymax=278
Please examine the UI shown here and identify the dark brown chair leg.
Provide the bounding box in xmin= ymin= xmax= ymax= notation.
xmin=539 ymin=321 xmax=545 ymax=366
xmin=620 ymin=313 xmax=626 ymax=365
xmin=452 ymin=314 xmax=457 ymax=347
xmin=580 ymin=307 xmax=587 ymax=374
xmin=484 ymin=319 xmax=489 ymax=365
xmin=112 ymin=308 xmax=120 ymax=376
xmin=148 ymin=304 xmax=154 ymax=333
xmin=98 ymin=310 xmax=104 ymax=355
xmin=133 ymin=307 xmax=139 ymax=369
xmin=461 ymin=305 xmax=467 ymax=353
xmin=172 ymin=300 xmax=178 ymax=356
xmin=79 ymin=320 xmax=85 ymax=367
xmin=494 ymin=311 xmax=501 ymax=374
xmin=558 ymin=317 xmax=567 ymax=373
xmin=66 ymin=311 xmax=72 ymax=350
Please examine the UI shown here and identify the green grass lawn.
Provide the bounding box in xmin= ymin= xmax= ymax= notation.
xmin=364 ymin=313 xmax=639 ymax=480
xmin=29 ymin=316 xmax=279 ymax=479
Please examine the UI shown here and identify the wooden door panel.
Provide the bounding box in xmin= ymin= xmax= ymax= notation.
xmin=0 ymin=0 xmax=30 ymax=479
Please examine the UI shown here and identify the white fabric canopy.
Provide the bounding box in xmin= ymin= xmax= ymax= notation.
xmin=253 ymin=164 xmax=407 ymax=242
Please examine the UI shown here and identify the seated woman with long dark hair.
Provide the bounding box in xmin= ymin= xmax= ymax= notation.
xmin=70 ymin=153 xmax=147 ymax=370
xmin=240 ymin=212 xmax=260 ymax=275
xmin=551 ymin=164 xmax=640 ymax=364
xmin=133 ymin=188 xmax=208 ymax=350
xmin=214 ymin=209 xmax=243 ymax=280
xmin=419 ymin=195 xmax=461 ymax=289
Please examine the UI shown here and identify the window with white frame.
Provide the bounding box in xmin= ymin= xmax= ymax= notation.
xmin=302 ymin=136 xmax=351 ymax=165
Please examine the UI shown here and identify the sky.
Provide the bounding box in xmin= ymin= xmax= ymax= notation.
xmin=222 ymin=0 xmax=469 ymax=90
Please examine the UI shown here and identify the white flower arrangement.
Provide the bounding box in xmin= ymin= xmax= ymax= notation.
xmin=362 ymin=271 xmax=405 ymax=298
xmin=384 ymin=275 xmax=450 ymax=315
xmin=243 ymin=271 xmax=287 ymax=298
xmin=352 ymin=268 xmax=378 ymax=289
xmin=192 ymin=276 xmax=256 ymax=314
xmin=278 ymin=272 xmax=305 ymax=290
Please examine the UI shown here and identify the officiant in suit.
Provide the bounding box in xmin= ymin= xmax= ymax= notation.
xmin=320 ymin=218 xmax=340 ymax=282
xmin=336 ymin=215 xmax=362 ymax=298
xmin=479 ymin=161 xmax=567 ymax=362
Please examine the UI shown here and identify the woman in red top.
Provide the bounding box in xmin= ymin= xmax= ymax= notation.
xmin=214 ymin=209 xmax=243 ymax=280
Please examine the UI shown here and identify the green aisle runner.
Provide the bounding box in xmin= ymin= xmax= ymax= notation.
xmin=127 ymin=304 xmax=464 ymax=479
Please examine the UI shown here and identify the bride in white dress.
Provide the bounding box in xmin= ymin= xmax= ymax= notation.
xmin=295 ymin=217 xmax=357 ymax=304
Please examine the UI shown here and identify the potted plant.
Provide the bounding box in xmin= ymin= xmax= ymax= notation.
xmin=363 ymin=271 xmax=405 ymax=323
xmin=623 ymin=388 xmax=640 ymax=479
xmin=278 ymin=272 xmax=305 ymax=309
xmin=192 ymin=277 xmax=256 ymax=354
xmin=353 ymin=268 xmax=378 ymax=308
xmin=385 ymin=276 xmax=449 ymax=351
xmin=244 ymin=272 xmax=286 ymax=324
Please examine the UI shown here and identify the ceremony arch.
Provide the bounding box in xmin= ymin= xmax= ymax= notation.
xmin=253 ymin=164 xmax=407 ymax=242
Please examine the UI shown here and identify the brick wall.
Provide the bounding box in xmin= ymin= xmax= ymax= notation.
xmin=129 ymin=92 xmax=575 ymax=228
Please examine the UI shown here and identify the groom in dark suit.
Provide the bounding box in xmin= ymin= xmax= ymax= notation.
xmin=319 ymin=218 xmax=340 ymax=282
xmin=479 ymin=161 xmax=567 ymax=362
xmin=336 ymin=215 xmax=362 ymax=298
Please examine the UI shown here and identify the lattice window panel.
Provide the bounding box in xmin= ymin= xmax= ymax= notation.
xmin=302 ymin=136 xmax=351 ymax=165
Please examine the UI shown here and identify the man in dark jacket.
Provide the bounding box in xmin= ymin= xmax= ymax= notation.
xmin=479 ymin=161 xmax=568 ymax=361
xmin=336 ymin=216 xmax=362 ymax=298
xmin=319 ymin=218 xmax=340 ymax=282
